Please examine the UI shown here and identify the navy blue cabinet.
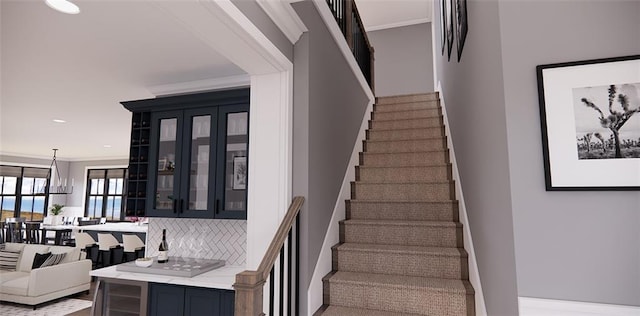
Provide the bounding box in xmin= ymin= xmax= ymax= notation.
xmin=148 ymin=283 xmax=235 ymax=316
xmin=122 ymin=89 xmax=249 ymax=219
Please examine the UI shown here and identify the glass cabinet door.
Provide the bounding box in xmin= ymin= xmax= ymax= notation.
xmin=216 ymin=104 xmax=249 ymax=219
xmin=148 ymin=111 xmax=182 ymax=216
xmin=180 ymin=108 xmax=217 ymax=218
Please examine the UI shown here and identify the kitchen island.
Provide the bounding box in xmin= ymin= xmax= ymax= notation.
xmin=90 ymin=260 xmax=242 ymax=315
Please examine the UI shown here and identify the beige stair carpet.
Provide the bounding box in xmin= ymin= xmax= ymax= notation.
xmin=316 ymin=92 xmax=475 ymax=316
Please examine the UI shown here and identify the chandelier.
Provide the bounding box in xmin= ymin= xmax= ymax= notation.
xmin=47 ymin=149 xmax=73 ymax=194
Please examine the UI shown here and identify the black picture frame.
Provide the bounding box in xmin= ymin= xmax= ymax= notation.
xmin=439 ymin=0 xmax=446 ymax=56
xmin=455 ymin=0 xmax=468 ymax=62
xmin=536 ymin=55 xmax=640 ymax=191
xmin=232 ymin=156 xmax=247 ymax=190
xmin=445 ymin=0 xmax=454 ymax=61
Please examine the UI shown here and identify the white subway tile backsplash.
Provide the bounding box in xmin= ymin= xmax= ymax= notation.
xmin=147 ymin=218 xmax=246 ymax=266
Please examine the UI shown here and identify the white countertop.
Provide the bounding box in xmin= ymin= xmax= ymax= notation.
xmin=90 ymin=262 xmax=245 ymax=290
xmin=78 ymin=222 xmax=148 ymax=233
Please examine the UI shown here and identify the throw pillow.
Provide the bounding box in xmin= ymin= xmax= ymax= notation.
xmin=0 ymin=248 xmax=21 ymax=271
xmin=40 ymin=252 xmax=66 ymax=268
xmin=32 ymin=252 xmax=52 ymax=269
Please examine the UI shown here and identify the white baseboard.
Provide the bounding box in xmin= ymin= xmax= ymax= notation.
xmin=519 ymin=297 xmax=640 ymax=316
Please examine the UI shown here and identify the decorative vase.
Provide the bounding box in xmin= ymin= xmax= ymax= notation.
xmin=50 ymin=215 xmax=62 ymax=226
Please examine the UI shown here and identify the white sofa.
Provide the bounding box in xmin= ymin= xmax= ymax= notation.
xmin=0 ymin=243 xmax=92 ymax=308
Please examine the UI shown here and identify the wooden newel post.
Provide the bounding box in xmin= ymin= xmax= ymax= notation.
xmin=234 ymin=270 xmax=266 ymax=316
xmin=345 ymin=0 xmax=354 ymax=50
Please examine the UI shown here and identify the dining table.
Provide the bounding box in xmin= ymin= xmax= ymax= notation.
xmin=39 ymin=224 xmax=75 ymax=245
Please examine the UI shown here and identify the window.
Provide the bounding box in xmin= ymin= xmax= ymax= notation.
xmin=85 ymin=168 xmax=127 ymax=220
xmin=0 ymin=165 xmax=49 ymax=222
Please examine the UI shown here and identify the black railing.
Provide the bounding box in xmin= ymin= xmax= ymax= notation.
xmin=267 ymin=216 xmax=300 ymax=316
xmin=234 ymin=197 xmax=304 ymax=316
xmin=326 ymin=0 xmax=375 ymax=89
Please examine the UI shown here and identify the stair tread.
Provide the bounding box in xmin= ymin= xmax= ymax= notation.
xmin=319 ymin=305 xmax=423 ymax=316
xmin=325 ymin=271 xmax=474 ymax=294
xmin=353 ymin=180 xmax=452 ymax=184
xmin=361 ymin=149 xmax=447 ymax=155
xmin=357 ymin=164 xmax=450 ymax=169
xmin=335 ymin=243 xmax=467 ymax=257
xmin=348 ymin=200 xmax=456 ymax=204
xmin=342 ymin=219 xmax=461 ymax=227
xmin=368 ymin=125 xmax=444 ymax=133
xmin=365 ymin=137 xmax=444 ymax=143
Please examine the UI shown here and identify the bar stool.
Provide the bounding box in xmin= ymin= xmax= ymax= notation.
xmin=122 ymin=234 xmax=146 ymax=262
xmin=97 ymin=233 xmax=123 ymax=267
xmin=76 ymin=232 xmax=99 ymax=268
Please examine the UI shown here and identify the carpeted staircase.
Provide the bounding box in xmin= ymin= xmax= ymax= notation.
xmin=315 ymin=92 xmax=475 ymax=316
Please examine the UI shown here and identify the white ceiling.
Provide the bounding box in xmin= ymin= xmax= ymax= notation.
xmin=355 ymin=0 xmax=432 ymax=31
xmin=0 ymin=0 xmax=245 ymax=161
xmin=0 ymin=0 xmax=429 ymax=161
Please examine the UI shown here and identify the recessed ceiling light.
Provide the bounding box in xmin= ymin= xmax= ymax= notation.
xmin=52 ymin=119 xmax=66 ymax=123
xmin=103 ymin=145 xmax=112 ymax=148
xmin=45 ymin=0 xmax=80 ymax=15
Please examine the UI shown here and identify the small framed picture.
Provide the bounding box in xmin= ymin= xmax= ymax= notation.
xmin=232 ymin=156 xmax=247 ymax=190
xmin=158 ymin=158 xmax=167 ymax=171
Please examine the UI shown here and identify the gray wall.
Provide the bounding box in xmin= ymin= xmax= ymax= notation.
xmin=434 ymin=0 xmax=520 ymax=315
xmin=368 ymin=23 xmax=434 ymax=96
xmin=434 ymin=0 xmax=640 ymax=310
xmin=231 ymin=0 xmax=293 ymax=61
xmin=292 ymin=1 xmax=371 ymax=314
xmin=499 ymin=0 xmax=640 ymax=306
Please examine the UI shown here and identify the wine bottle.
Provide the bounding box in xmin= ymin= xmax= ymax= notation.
xmin=158 ymin=229 xmax=169 ymax=263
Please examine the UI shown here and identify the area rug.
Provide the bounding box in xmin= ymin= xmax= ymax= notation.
xmin=0 ymin=298 xmax=92 ymax=316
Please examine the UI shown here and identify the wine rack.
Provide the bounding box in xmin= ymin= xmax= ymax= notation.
xmin=126 ymin=111 xmax=150 ymax=218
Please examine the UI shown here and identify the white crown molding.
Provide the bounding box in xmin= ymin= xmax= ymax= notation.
xmin=257 ymin=0 xmax=307 ymax=44
xmin=148 ymin=74 xmax=251 ymax=97
xmin=366 ymin=17 xmax=431 ymax=32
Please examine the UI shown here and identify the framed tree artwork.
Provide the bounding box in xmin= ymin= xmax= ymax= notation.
xmin=455 ymin=0 xmax=468 ymax=61
xmin=439 ymin=0 xmax=446 ymax=56
xmin=536 ymin=55 xmax=640 ymax=190
xmin=445 ymin=0 xmax=454 ymax=61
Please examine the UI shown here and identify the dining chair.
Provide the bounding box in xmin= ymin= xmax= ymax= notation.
xmin=122 ymin=234 xmax=146 ymax=262
xmin=97 ymin=233 xmax=123 ymax=267
xmin=24 ymin=222 xmax=42 ymax=244
xmin=5 ymin=222 xmax=23 ymax=243
xmin=0 ymin=222 xmax=6 ymax=243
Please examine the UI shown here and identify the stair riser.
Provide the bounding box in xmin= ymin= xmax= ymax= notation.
xmin=351 ymin=182 xmax=455 ymax=201
xmin=324 ymin=280 xmax=471 ymax=315
xmin=357 ymin=165 xmax=452 ymax=182
xmin=374 ymin=100 xmax=440 ymax=112
xmin=364 ymin=138 xmax=447 ymax=153
xmin=360 ymin=151 xmax=449 ymax=167
xmin=346 ymin=201 xmax=459 ymax=222
xmin=372 ymin=109 xmax=441 ymax=121
xmin=370 ymin=117 xmax=443 ymax=130
xmin=333 ymin=249 xmax=468 ymax=279
xmin=340 ymin=222 xmax=462 ymax=247
xmin=367 ymin=127 xmax=445 ymax=141
xmin=376 ymin=93 xmax=439 ymax=105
